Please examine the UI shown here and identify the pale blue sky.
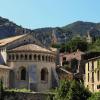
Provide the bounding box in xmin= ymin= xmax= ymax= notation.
xmin=0 ymin=0 xmax=100 ymax=29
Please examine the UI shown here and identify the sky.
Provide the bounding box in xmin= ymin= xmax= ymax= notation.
xmin=0 ymin=0 xmax=100 ymax=29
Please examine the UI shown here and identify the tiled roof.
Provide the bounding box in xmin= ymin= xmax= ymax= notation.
xmin=0 ymin=65 xmax=11 ymax=70
xmin=9 ymin=44 xmax=53 ymax=53
xmin=0 ymin=34 xmax=26 ymax=46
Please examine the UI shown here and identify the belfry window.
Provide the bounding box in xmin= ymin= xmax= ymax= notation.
xmin=41 ymin=68 xmax=48 ymax=82
xmin=20 ymin=68 xmax=26 ymax=80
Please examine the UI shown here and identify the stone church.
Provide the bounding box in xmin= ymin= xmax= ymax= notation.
xmin=0 ymin=34 xmax=57 ymax=92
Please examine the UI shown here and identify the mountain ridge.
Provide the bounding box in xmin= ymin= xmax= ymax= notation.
xmin=0 ymin=16 xmax=100 ymax=46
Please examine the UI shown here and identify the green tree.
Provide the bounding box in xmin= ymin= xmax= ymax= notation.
xmin=54 ymin=80 xmax=71 ymax=100
xmin=88 ymin=92 xmax=100 ymax=100
xmin=53 ymin=80 xmax=91 ymax=100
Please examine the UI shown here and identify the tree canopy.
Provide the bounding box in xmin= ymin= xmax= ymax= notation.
xmin=53 ymin=80 xmax=91 ymax=100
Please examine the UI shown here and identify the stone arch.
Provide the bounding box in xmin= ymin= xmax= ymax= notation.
xmin=41 ymin=68 xmax=48 ymax=81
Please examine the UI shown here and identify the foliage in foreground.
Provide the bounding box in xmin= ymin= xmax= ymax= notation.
xmin=88 ymin=92 xmax=100 ymax=100
xmin=48 ymin=80 xmax=91 ymax=100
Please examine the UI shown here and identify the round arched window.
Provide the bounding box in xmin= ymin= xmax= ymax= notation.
xmin=20 ymin=67 xmax=26 ymax=80
xmin=29 ymin=54 xmax=32 ymax=60
xmin=34 ymin=54 xmax=37 ymax=61
xmin=41 ymin=68 xmax=48 ymax=82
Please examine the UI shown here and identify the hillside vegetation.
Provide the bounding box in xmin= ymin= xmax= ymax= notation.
xmin=0 ymin=16 xmax=100 ymax=47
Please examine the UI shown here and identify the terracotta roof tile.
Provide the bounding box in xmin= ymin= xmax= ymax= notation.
xmin=9 ymin=44 xmax=53 ymax=53
xmin=0 ymin=34 xmax=26 ymax=46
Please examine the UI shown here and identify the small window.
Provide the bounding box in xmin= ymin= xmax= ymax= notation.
xmin=97 ymin=85 xmax=100 ymax=89
xmin=25 ymin=55 xmax=27 ymax=60
xmin=97 ymin=71 xmax=99 ymax=81
xmin=34 ymin=54 xmax=37 ymax=61
xmin=92 ymin=72 xmax=94 ymax=83
xmin=20 ymin=68 xmax=26 ymax=80
xmin=29 ymin=54 xmax=32 ymax=60
xmin=42 ymin=56 xmax=44 ymax=61
xmin=88 ymin=73 xmax=89 ymax=82
xmin=41 ymin=68 xmax=48 ymax=82
xmin=88 ymin=63 xmax=89 ymax=71
xmin=20 ymin=54 xmax=24 ymax=60
xmin=92 ymin=61 xmax=94 ymax=70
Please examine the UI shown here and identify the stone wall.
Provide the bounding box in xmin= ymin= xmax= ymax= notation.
xmin=3 ymin=91 xmax=54 ymax=100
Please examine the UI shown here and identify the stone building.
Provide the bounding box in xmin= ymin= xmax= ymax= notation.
xmin=0 ymin=34 xmax=57 ymax=92
xmin=59 ymin=51 xmax=85 ymax=73
xmin=84 ymin=56 xmax=100 ymax=92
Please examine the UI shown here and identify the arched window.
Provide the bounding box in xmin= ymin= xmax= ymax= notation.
xmin=42 ymin=56 xmax=44 ymax=61
xmin=34 ymin=54 xmax=37 ymax=61
xmin=20 ymin=54 xmax=24 ymax=60
xmin=25 ymin=54 xmax=27 ymax=60
xmin=41 ymin=68 xmax=48 ymax=82
xmin=97 ymin=71 xmax=99 ymax=81
xmin=29 ymin=54 xmax=32 ymax=60
xmin=20 ymin=67 xmax=26 ymax=80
